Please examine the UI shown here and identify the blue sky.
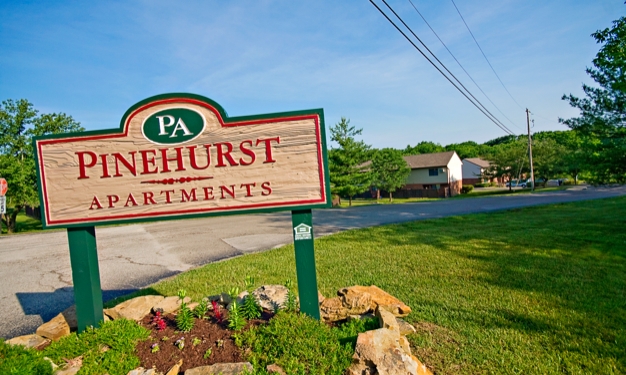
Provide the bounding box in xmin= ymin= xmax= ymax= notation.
xmin=1 ymin=1 xmax=623 ymax=148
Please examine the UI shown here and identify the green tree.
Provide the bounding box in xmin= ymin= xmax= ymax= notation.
xmin=328 ymin=117 xmax=372 ymax=206
xmin=403 ymin=141 xmax=445 ymax=155
xmin=371 ymin=148 xmax=410 ymax=202
xmin=0 ymin=99 xmax=83 ymax=233
xmin=561 ymin=17 xmax=626 ymax=183
xmin=484 ymin=140 xmax=528 ymax=191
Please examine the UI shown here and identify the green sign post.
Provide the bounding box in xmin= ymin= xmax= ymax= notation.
xmin=34 ymin=94 xmax=331 ymax=330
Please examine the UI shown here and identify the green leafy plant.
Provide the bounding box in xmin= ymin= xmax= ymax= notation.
xmin=193 ymin=298 xmax=209 ymax=319
xmin=228 ymin=286 xmax=240 ymax=299
xmin=192 ymin=337 xmax=201 ymax=347
xmin=228 ymin=301 xmax=247 ymax=331
xmin=150 ymin=343 xmax=160 ymax=353
xmin=244 ymin=275 xmax=255 ymax=291
xmin=42 ymin=319 xmax=149 ymax=375
xmin=240 ymin=294 xmax=263 ymax=319
xmin=203 ymin=348 xmax=212 ymax=359
xmin=238 ymin=311 xmax=362 ymax=374
xmin=174 ymin=337 xmax=185 ymax=350
xmin=176 ymin=290 xmax=195 ymax=332
xmin=161 ymin=336 xmax=169 ymax=341
xmin=0 ymin=339 xmax=54 ymax=375
xmin=284 ymin=279 xmax=298 ymax=312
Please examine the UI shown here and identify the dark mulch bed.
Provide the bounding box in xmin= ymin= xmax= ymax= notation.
xmin=136 ymin=310 xmax=273 ymax=374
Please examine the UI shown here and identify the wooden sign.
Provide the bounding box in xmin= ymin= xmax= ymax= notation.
xmin=34 ymin=94 xmax=331 ymax=228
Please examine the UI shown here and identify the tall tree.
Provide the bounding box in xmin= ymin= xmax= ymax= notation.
xmin=371 ymin=148 xmax=410 ymax=202
xmin=484 ymin=140 xmax=528 ymax=191
xmin=561 ymin=17 xmax=626 ymax=183
xmin=0 ymin=99 xmax=83 ymax=233
xmin=328 ymin=117 xmax=372 ymax=206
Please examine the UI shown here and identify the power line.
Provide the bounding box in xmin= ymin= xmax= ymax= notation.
xmin=380 ymin=0 xmax=514 ymax=134
xmin=369 ymin=0 xmax=515 ymax=135
xmin=407 ymin=0 xmax=523 ymax=131
xmin=450 ymin=0 xmax=525 ymax=111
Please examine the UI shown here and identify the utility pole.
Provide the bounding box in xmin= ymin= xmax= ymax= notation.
xmin=526 ymin=108 xmax=535 ymax=192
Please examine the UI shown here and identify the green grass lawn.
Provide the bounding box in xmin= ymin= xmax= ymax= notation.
xmin=117 ymin=196 xmax=626 ymax=374
xmin=0 ymin=208 xmax=43 ymax=234
xmin=335 ymin=186 xmax=571 ymax=207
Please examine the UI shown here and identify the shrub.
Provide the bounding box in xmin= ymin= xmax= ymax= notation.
xmin=0 ymin=339 xmax=53 ymax=375
xmin=238 ymin=311 xmax=367 ymax=374
xmin=461 ymin=185 xmax=474 ymax=194
xmin=43 ymin=319 xmax=149 ymax=375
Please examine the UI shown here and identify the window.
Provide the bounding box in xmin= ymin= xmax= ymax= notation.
xmin=429 ymin=168 xmax=438 ymax=176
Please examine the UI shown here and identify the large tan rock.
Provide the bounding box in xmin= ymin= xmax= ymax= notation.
xmin=376 ymin=307 xmax=400 ymax=332
xmin=397 ymin=318 xmax=417 ymax=336
xmin=339 ymin=285 xmax=411 ymax=317
xmin=340 ymin=287 xmax=372 ymax=315
xmin=346 ymin=328 xmax=426 ymax=375
xmin=6 ymin=334 xmax=49 ymax=349
xmin=152 ymin=296 xmax=190 ymax=315
xmin=61 ymin=305 xmax=78 ymax=331
xmin=37 ymin=313 xmax=71 ymax=341
xmin=185 ymin=362 xmax=253 ymax=375
xmin=320 ymin=297 xmax=349 ymax=322
xmin=104 ymin=295 xmax=164 ymax=321
xmin=165 ymin=359 xmax=183 ymax=375
xmin=126 ymin=368 xmax=162 ymax=375
xmin=252 ymin=285 xmax=289 ymax=311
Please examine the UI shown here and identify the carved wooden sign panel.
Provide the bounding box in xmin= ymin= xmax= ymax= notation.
xmin=34 ymin=94 xmax=331 ymax=229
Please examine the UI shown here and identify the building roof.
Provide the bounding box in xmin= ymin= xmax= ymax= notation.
xmin=463 ymin=158 xmax=491 ymax=168
xmin=403 ymin=151 xmax=457 ymax=169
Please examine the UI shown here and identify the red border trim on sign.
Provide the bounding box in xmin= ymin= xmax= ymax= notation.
xmin=37 ymin=97 xmax=327 ymax=227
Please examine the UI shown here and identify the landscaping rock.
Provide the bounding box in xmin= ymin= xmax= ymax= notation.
xmin=152 ymin=296 xmax=191 ymax=315
xmin=61 ymin=305 xmax=78 ymax=331
xmin=397 ymin=318 xmax=417 ymax=336
xmin=320 ymin=297 xmax=349 ymax=322
xmin=44 ymin=357 xmax=59 ymax=372
xmin=6 ymin=333 xmax=50 ymax=349
xmin=340 ymin=287 xmax=372 ymax=315
xmin=126 ymin=368 xmax=162 ymax=375
xmin=376 ymin=307 xmax=400 ymax=332
xmin=208 ymin=293 xmax=232 ymax=306
xmin=104 ymin=295 xmax=164 ymax=321
xmin=54 ymin=366 xmax=81 ymax=375
xmin=187 ymin=302 xmax=200 ymax=311
xmin=339 ymin=285 xmax=411 ymax=317
xmin=266 ymin=363 xmax=287 ymax=374
xmin=185 ymin=362 xmax=254 ymax=375
xmin=37 ymin=313 xmax=71 ymax=341
xmin=346 ymin=328 xmax=426 ymax=375
xmin=252 ymin=285 xmax=289 ymax=311
xmin=165 ymin=359 xmax=183 ymax=375
xmin=318 ymin=290 xmax=325 ymax=304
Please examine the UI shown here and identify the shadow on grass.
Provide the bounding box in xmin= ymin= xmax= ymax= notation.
xmin=333 ymin=198 xmax=626 ymax=331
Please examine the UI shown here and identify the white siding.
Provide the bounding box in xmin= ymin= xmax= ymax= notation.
xmin=462 ymin=160 xmax=482 ymax=180
xmin=448 ymin=154 xmax=463 ymax=184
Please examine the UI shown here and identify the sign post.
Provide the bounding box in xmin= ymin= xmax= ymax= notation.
xmin=291 ymin=209 xmax=320 ymax=319
xmin=0 ymin=177 xmax=6 ymax=235
xmin=67 ymin=226 xmax=104 ymax=331
xmin=33 ymin=94 xmax=331 ymax=330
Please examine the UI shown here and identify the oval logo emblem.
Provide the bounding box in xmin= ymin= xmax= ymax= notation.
xmin=142 ymin=107 xmax=206 ymax=145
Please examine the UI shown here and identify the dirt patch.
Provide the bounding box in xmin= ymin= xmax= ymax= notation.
xmin=135 ymin=310 xmax=273 ymax=374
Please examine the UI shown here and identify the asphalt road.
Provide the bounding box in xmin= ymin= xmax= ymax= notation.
xmin=1 ymin=185 xmax=624 ymax=339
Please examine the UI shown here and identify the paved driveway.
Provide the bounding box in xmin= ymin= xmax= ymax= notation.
xmin=1 ymin=185 xmax=624 ymax=339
